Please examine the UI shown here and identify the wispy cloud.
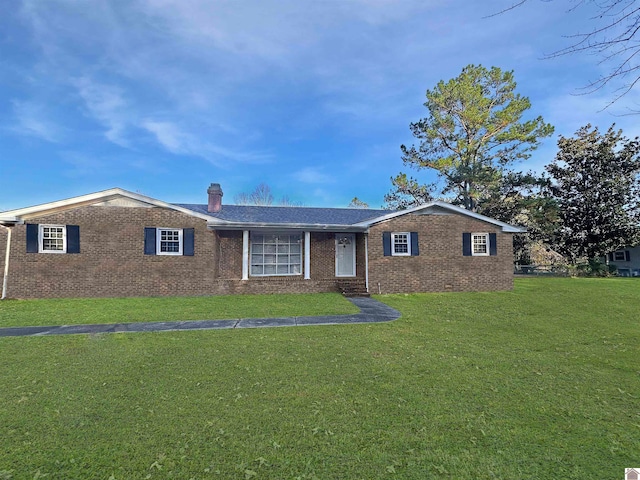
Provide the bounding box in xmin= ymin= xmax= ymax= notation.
xmin=292 ymin=167 xmax=334 ymax=184
xmin=10 ymin=100 xmax=61 ymax=142
xmin=142 ymin=119 xmax=274 ymax=165
xmin=74 ymin=77 xmax=130 ymax=146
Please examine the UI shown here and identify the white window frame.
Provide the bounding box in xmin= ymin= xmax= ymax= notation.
xmin=156 ymin=228 xmax=183 ymax=256
xmin=613 ymin=250 xmax=627 ymax=261
xmin=39 ymin=224 xmax=66 ymax=254
xmin=472 ymin=233 xmax=490 ymax=256
xmin=250 ymin=232 xmax=302 ymax=277
xmin=391 ymin=232 xmax=411 ymax=256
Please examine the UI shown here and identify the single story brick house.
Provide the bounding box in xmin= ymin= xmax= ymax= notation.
xmin=0 ymin=184 xmax=525 ymax=299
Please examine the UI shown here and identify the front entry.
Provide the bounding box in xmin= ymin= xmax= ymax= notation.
xmin=335 ymin=233 xmax=356 ymax=277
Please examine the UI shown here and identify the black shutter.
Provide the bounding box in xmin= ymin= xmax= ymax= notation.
xmin=489 ymin=233 xmax=497 ymax=256
xmin=144 ymin=227 xmax=156 ymax=255
xmin=383 ymin=232 xmax=391 ymax=256
xmin=608 ymin=253 xmax=614 ymax=262
xmin=625 ymin=250 xmax=631 ymax=261
xmin=66 ymin=225 xmax=80 ymax=254
xmin=183 ymin=228 xmax=194 ymax=256
xmin=26 ymin=223 xmax=39 ymax=253
xmin=462 ymin=232 xmax=472 ymax=256
xmin=410 ymin=232 xmax=419 ymax=256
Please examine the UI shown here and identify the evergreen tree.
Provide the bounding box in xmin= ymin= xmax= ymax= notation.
xmin=394 ymin=64 xmax=553 ymax=211
xmin=546 ymin=124 xmax=640 ymax=263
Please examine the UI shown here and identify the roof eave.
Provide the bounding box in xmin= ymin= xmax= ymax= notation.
xmin=0 ymin=217 xmax=21 ymax=227
xmin=354 ymin=200 xmax=527 ymax=233
xmin=0 ymin=188 xmax=229 ymax=224
xmin=207 ymin=221 xmax=367 ymax=232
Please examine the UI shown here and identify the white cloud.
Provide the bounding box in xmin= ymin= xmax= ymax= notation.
xmin=10 ymin=100 xmax=61 ymax=142
xmin=141 ymin=120 xmax=186 ymax=154
xmin=74 ymin=77 xmax=130 ymax=146
xmin=292 ymin=167 xmax=334 ymax=184
xmin=141 ymin=119 xmax=273 ymax=165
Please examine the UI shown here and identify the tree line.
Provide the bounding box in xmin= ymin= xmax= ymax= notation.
xmin=387 ymin=64 xmax=640 ymax=269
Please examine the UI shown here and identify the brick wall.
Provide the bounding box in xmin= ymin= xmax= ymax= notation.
xmin=6 ymin=206 xmax=222 ymax=298
xmin=1 ymin=205 xmax=515 ymax=299
xmin=2 ymin=206 xmax=355 ymax=298
xmin=368 ymin=212 xmax=514 ymax=294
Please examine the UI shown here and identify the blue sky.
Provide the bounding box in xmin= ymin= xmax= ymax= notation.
xmin=2 ymin=0 xmax=640 ymax=211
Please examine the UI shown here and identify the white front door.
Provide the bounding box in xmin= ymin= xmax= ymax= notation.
xmin=335 ymin=234 xmax=356 ymax=277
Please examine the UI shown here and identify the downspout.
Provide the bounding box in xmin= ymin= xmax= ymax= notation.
xmin=1 ymin=225 xmax=12 ymax=300
xmin=364 ymin=232 xmax=369 ymax=293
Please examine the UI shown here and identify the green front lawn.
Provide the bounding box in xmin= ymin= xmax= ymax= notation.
xmin=0 ymin=292 xmax=358 ymax=327
xmin=0 ymin=278 xmax=638 ymax=479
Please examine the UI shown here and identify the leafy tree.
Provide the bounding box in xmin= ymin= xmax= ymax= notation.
xmin=234 ymin=183 xmax=301 ymax=206
xmin=384 ymin=173 xmax=434 ymax=209
xmin=546 ymin=124 xmax=640 ymax=263
xmin=347 ymin=197 xmax=369 ymax=209
xmin=477 ymin=171 xmax=558 ymax=264
xmin=395 ymin=64 xmax=553 ymax=212
xmin=495 ymin=1 xmax=640 ymax=109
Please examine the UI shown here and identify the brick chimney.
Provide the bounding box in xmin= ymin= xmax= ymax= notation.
xmin=207 ymin=183 xmax=223 ymax=213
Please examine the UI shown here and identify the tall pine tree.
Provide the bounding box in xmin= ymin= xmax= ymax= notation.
xmin=394 ymin=64 xmax=553 ymax=211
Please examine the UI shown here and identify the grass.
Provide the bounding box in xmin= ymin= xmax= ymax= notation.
xmin=0 ymin=292 xmax=359 ymax=327
xmin=0 ymin=277 xmax=638 ymax=479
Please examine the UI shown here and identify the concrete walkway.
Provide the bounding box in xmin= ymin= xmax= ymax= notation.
xmin=0 ymin=297 xmax=400 ymax=337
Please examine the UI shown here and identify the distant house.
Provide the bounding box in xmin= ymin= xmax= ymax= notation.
xmin=0 ymin=184 xmax=525 ymax=299
xmin=606 ymin=246 xmax=640 ymax=276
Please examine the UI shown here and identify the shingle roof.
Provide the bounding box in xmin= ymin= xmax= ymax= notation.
xmin=174 ymin=204 xmax=393 ymax=226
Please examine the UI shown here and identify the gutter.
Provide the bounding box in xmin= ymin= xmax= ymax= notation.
xmin=207 ymin=222 xmax=368 ymax=233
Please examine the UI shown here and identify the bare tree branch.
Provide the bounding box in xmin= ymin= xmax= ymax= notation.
xmin=494 ymin=0 xmax=640 ymax=110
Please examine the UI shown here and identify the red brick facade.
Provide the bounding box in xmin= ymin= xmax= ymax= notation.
xmin=0 ymin=204 xmax=515 ymax=299
xmin=368 ymin=212 xmax=513 ymax=294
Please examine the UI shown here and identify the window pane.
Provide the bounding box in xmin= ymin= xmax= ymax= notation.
xmin=393 ymin=233 xmax=409 ymax=254
xmin=472 ymin=234 xmax=488 ymax=254
xmin=41 ymin=226 xmax=64 ymax=251
xmin=250 ymin=232 xmax=303 ymax=276
xmin=277 ymin=255 xmax=289 ymax=264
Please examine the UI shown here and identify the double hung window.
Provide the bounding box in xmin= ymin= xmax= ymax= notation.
xmin=472 ymin=233 xmax=489 ymax=256
xmin=392 ymin=232 xmax=411 ymax=256
xmin=40 ymin=225 xmax=66 ymax=253
xmin=157 ymin=228 xmax=183 ymax=255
